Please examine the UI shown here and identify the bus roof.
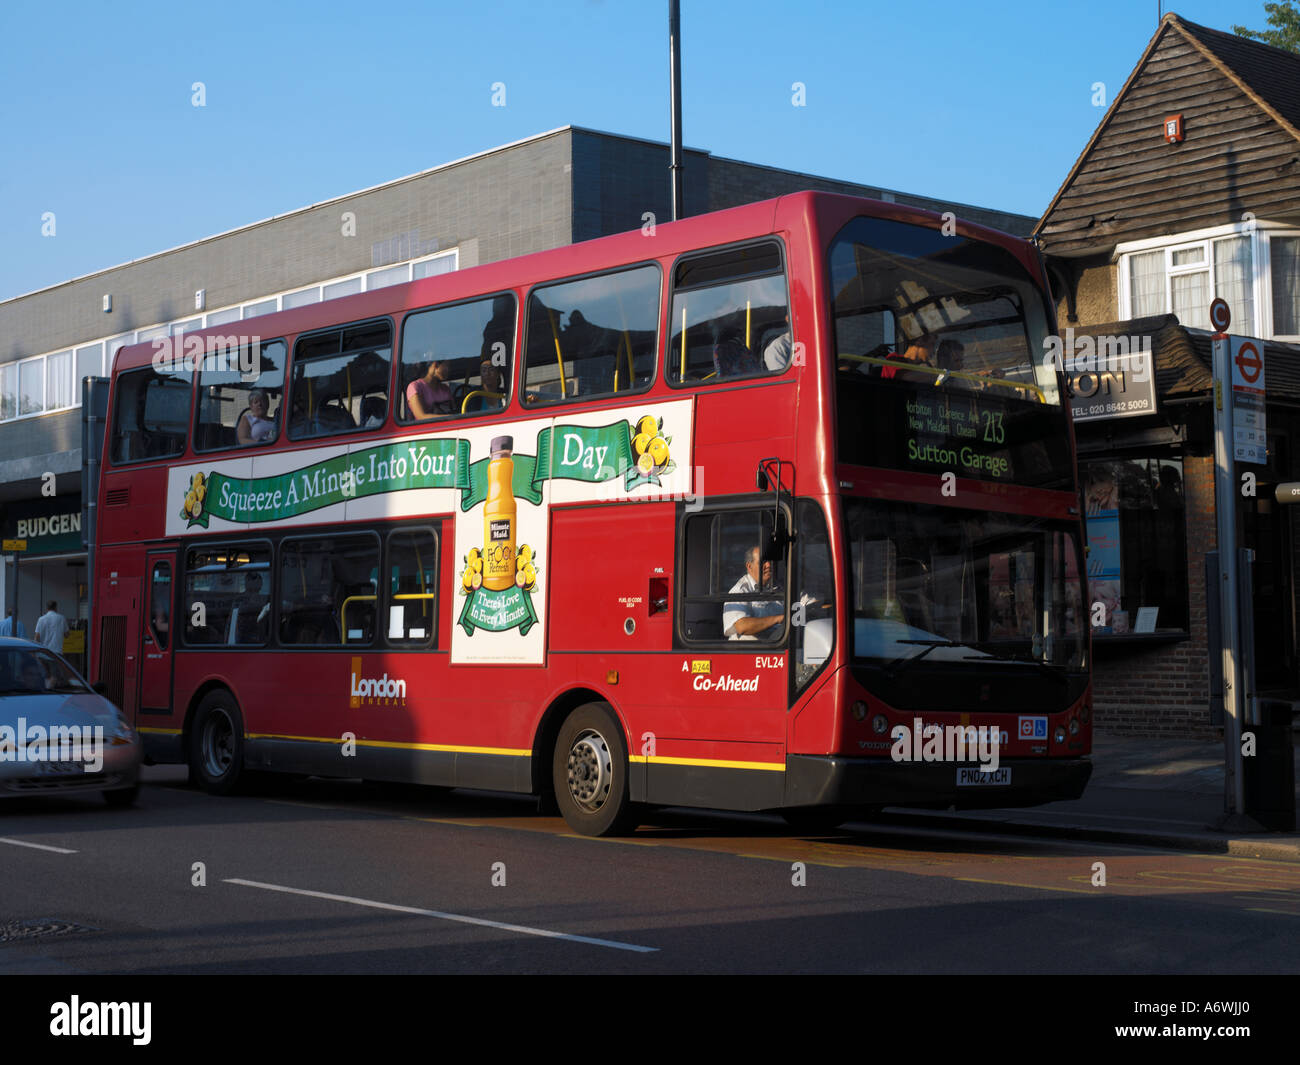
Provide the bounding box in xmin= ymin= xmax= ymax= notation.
xmin=110 ymin=190 xmax=1040 ymax=375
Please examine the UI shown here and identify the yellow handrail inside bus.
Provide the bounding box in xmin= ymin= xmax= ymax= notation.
xmin=340 ymin=594 xmax=376 ymax=642
xmin=461 ymin=389 xmax=504 ymax=414
xmin=545 ymin=306 xmax=568 ymax=399
xmin=679 ymin=305 xmax=687 ymax=381
xmin=346 ymin=365 xmax=352 ymax=416
xmin=746 ymin=300 xmax=751 ymax=349
xmin=393 ymin=592 xmax=436 ymax=631
xmin=614 ymin=289 xmax=633 ymax=392
xmin=837 ymin=354 xmax=1046 ymax=401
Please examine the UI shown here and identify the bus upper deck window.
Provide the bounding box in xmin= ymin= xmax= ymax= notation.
xmin=110 ymin=365 xmax=191 ymax=464
xmin=522 ymin=266 xmax=659 ymax=406
xmin=668 ymin=241 xmax=789 ymax=386
xmin=194 ymin=339 xmax=287 ymax=452
xmin=399 ymin=294 xmax=517 ymax=422
xmin=288 ymin=320 xmax=391 ymax=441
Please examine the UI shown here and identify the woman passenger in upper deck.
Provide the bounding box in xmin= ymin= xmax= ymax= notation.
xmin=406 ymin=358 xmax=453 ymax=420
xmin=237 ymin=389 xmax=277 ymax=446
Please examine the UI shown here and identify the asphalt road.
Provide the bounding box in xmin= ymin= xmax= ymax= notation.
xmin=2 ymin=767 xmax=1298 ymax=975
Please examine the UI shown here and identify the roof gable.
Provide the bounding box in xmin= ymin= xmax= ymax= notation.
xmin=1037 ymin=14 xmax=1300 ymax=257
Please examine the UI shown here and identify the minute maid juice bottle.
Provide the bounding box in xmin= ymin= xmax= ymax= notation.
xmin=483 ymin=435 xmax=516 ymax=591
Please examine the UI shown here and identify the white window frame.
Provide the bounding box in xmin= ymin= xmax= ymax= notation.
xmin=1115 ymin=221 xmax=1300 ymax=340
xmin=0 ymin=247 xmax=459 ymax=421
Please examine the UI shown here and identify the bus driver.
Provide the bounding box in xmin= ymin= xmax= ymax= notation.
xmin=722 ymin=546 xmax=787 ymax=639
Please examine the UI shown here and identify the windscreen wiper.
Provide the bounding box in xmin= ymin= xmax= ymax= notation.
xmin=961 ymin=651 xmax=1068 ymax=685
xmin=885 ymin=638 xmax=962 ymax=675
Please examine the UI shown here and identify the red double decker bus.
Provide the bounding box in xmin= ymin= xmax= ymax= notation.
xmin=91 ymin=191 xmax=1091 ymax=835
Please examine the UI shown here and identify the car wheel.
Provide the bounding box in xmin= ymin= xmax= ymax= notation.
xmin=103 ymin=784 xmax=140 ymax=808
xmin=190 ymin=690 xmax=246 ymax=795
xmin=552 ymin=702 xmax=637 ymax=837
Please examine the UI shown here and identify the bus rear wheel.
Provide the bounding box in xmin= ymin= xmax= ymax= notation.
xmin=190 ymin=691 xmax=246 ymax=796
xmin=552 ymin=703 xmax=637 ymax=837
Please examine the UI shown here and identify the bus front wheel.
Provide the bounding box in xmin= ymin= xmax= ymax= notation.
xmin=552 ymin=703 xmax=637 ymax=837
xmin=190 ymin=691 xmax=246 ymax=796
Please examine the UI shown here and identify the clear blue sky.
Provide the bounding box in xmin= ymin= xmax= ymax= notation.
xmin=0 ymin=0 xmax=1281 ymax=303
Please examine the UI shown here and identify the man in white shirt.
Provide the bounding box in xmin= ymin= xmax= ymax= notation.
xmin=723 ymin=547 xmax=786 ymax=640
xmin=34 ymin=601 xmax=68 ymax=653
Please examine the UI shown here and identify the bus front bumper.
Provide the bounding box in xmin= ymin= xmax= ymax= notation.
xmin=785 ymin=754 xmax=1093 ymax=811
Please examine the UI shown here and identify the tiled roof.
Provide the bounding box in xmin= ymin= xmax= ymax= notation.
xmin=1176 ymin=16 xmax=1300 ymax=136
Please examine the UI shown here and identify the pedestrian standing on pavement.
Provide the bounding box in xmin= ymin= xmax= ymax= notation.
xmin=34 ymin=600 xmax=68 ymax=653
xmin=0 ymin=608 xmax=26 ymax=639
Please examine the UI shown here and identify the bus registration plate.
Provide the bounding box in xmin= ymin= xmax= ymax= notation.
xmin=956 ymin=767 xmax=1011 ymax=787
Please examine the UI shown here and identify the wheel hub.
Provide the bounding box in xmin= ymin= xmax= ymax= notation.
xmin=566 ymin=729 xmax=611 ymax=811
xmin=203 ymin=711 xmax=234 ymax=777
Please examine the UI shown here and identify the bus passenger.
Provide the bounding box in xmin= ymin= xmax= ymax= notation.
xmin=465 ymin=359 xmax=507 ymax=412
xmin=880 ymin=333 xmax=936 ymax=380
xmin=763 ymin=314 xmax=792 ymax=371
xmin=237 ymin=389 xmax=277 ymax=445
xmin=406 ymin=359 xmax=452 ymax=419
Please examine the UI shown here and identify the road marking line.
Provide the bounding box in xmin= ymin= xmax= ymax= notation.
xmin=0 ymin=837 xmax=77 ymax=854
xmin=558 ymin=834 xmax=661 ymax=847
xmin=955 ymin=876 xmax=1094 ymax=894
xmin=224 ymin=878 xmax=658 ymax=953
xmin=1247 ymin=907 xmax=1300 ymax=917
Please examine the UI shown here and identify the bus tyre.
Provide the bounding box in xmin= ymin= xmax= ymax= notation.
xmin=553 ymin=703 xmax=637 ymax=837
xmin=190 ymin=691 xmax=246 ymax=796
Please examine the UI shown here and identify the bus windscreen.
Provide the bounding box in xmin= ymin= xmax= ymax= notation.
xmin=830 ymin=216 xmax=1073 ymax=489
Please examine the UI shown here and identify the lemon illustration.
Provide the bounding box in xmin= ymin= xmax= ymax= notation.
xmin=185 ymin=490 xmax=196 ymax=511
xmin=637 ymin=415 xmax=658 ymax=437
xmin=518 ymin=544 xmax=532 ymax=565
xmin=517 ymin=556 xmax=527 ymax=573
xmin=471 ymin=556 xmax=483 ymax=574
xmin=462 ymin=569 xmax=474 ymax=591
xmin=522 ymin=563 xmax=537 ymax=588
xmin=516 ymin=569 xmax=528 ymax=588
xmin=467 ymin=547 xmax=480 ymax=566
xmin=633 ymin=432 xmax=652 ymax=456
xmin=637 ymin=453 xmax=654 ymax=475
xmin=649 ymin=437 xmax=670 ymax=466
xmin=471 ymin=572 xmax=483 ymax=589
xmin=187 ymin=498 xmax=202 ymax=518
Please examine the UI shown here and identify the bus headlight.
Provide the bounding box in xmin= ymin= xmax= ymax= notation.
xmin=871 ymin=713 xmax=889 ymax=735
xmin=851 ymin=701 xmax=867 ymax=722
xmin=1069 ymin=718 xmax=1080 ymax=736
xmin=1054 ymin=726 xmax=1066 ymax=744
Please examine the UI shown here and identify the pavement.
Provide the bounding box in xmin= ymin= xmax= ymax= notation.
xmin=881 ymin=731 xmax=1300 ymax=861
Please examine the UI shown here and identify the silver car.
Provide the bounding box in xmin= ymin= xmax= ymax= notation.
xmin=0 ymin=637 xmax=141 ymax=805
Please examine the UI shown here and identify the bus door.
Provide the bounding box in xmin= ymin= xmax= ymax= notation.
xmin=138 ymin=552 xmax=177 ymax=722
xmin=95 ymin=571 xmax=140 ymax=720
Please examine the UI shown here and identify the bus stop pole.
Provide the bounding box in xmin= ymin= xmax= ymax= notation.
xmin=1211 ymin=333 xmax=1247 ymax=817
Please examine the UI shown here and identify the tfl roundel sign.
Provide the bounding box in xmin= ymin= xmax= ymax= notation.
xmin=1233 ymin=340 xmax=1263 ymax=387
xmin=1210 ymin=297 xmax=1231 ymax=332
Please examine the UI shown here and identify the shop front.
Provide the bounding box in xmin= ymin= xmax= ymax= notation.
xmin=0 ymin=494 xmax=89 ymax=673
xmin=1070 ymin=318 xmax=1300 ymax=735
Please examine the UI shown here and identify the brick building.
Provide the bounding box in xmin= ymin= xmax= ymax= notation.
xmin=1037 ymin=14 xmax=1300 ymax=734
